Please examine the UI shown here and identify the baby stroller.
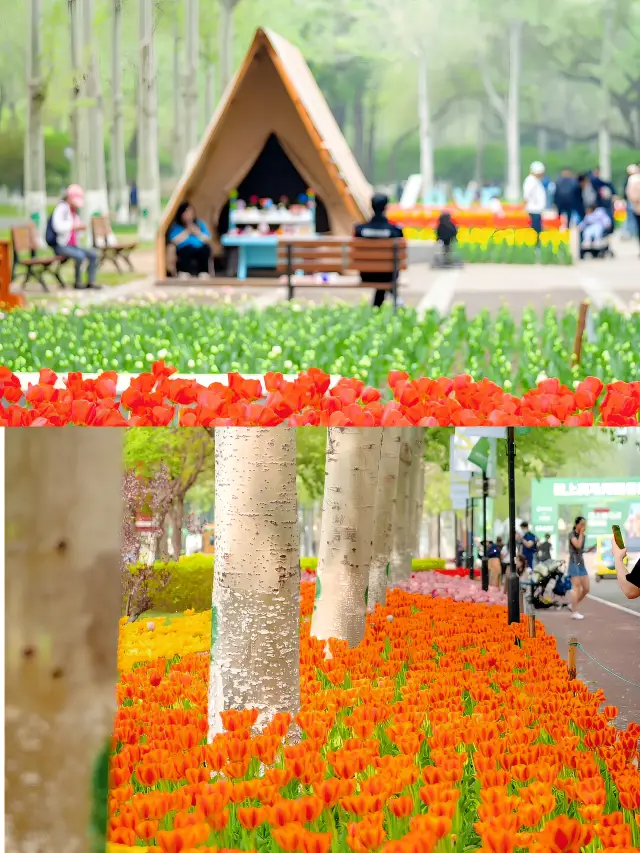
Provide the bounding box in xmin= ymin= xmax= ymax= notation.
xmin=530 ymin=559 xmax=572 ymax=610
xmin=579 ymin=209 xmax=615 ymax=260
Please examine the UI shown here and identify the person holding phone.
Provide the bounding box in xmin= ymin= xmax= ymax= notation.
xmin=568 ymin=516 xmax=596 ymax=620
xmin=611 ymin=526 xmax=640 ymax=599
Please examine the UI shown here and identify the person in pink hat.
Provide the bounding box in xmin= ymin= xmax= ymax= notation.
xmin=47 ymin=185 xmax=101 ymax=289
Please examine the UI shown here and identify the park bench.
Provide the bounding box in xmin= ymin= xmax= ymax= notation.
xmin=276 ymin=237 xmax=407 ymax=309
xmin=11 ymin=224 xmax=69 ymax=291
xmin=91 ymin=215 xmax=137 ymax=273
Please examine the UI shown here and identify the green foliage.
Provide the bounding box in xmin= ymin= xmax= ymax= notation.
xmin=89 ymin=738 xmax=110 ymax=853
xmin=299 ymin=557 xmax=445 ymax=572
xmin=296 ymin=427 xmax=327 ymax=506
xmin=455 ymin=237 xmax=572 ymax=266
xmin=3 ymin=302 xmax=639 ymax=392
xmin=0 ymin=129 xmax=72 ymax=193
xmin=137 ymin=554 xmax=215 ymax=613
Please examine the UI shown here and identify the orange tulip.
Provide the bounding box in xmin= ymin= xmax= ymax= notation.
xmin=237 ymin=806 xmax=265 ymax=830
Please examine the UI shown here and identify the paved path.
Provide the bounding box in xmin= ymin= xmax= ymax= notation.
xmin=13 ymin=233 xmax=639 ymax=315
xmin=536 ymin=596 xmax=640 ymax=729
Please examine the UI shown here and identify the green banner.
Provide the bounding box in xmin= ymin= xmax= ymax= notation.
xmin=469 ymin=437 xmax=490 ymax=473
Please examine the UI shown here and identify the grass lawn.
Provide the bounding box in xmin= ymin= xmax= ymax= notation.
xmin=134 ymin=610 xmax=186 ymax=623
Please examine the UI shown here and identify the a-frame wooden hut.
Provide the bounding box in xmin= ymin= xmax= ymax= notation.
xmin=156 ymin=28 xmax=373 ymax=277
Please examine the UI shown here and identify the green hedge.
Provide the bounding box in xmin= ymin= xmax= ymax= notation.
xmin=132 ymin=553 xmax=447 ymax=614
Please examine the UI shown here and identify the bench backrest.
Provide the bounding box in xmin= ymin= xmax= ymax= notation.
xmin=11 ymin=224 xmax=40 ymax=257
xmin=91 ymin=215 xmax=114 ymax=246
xmin=277 ymin=238 xmax=349 ymax=274
xmin=348 ymin=238 xmax=408 ymax=273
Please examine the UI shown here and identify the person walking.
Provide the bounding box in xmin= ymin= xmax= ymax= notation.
xmin=47 ymin=185 xmax=100 ymax=290
xmin=625 ymin=164 xmax=640 ymax=255
xmin=520 ymin=522 xmax=538 ymax=570
xmin=553 ymin=169 xmax=579 ymax=228
xmin=354 ymin=193 xmax=404 ymax=308
xmin=523 ymin=162 xmax=547 ymax=245
xmin=567 ymin=516 xmax=596 ymax=620
xmin=536 ymin=533 xmax=552 ymax=563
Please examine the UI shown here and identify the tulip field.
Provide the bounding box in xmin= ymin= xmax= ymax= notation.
xmin=107 ymin=582 xmax=640 ymax=853
xmin=1 ymin=302 xmax=638 ymax=392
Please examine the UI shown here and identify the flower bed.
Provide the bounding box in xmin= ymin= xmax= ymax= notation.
xmin=110 ymin=589 xmax=640 ymax=853
xmin=300 ymin=558 xmax=446 ymax=575
xmin=1 ymin=364 xmax=638 ymax=426
xmin=394 ymin=573 xmax=506 ymax=605
xmin=1 ymin=302 xmax=639 ymax=391
xmin=386 ymin=205 xmax=562 ymax=231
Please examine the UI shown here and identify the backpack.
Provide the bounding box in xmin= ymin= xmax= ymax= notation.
xmin=45 ymin=214 xmax=57 ymax=249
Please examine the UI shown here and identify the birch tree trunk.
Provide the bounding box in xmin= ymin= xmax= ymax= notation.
xmin=417 ymin=51 xmax=434 ymax=204
xmin=110 ymin=0 xmax=129 ymax=222
xmin=69 ymin=0 xmax=88 ymax=190
xmin=171 ymin=495 xmax=184 ymax=561
xmin=389 ymin=430 xmax=413 ymax=585
xmin=5 ymin=430 xmax=122 ymax=853
xmin=184 ymin=0 xmax=200 ymax=162
xmin=406 ymin=429 xmax=425 ymax=563
xmin=505 ymin=18 xmax=523 ymax=202
xmin=209 ymin=428 xmax=300 ymax=740
xmin=204 ymin=61 xmax=216 ymax=131
xmin=137 ymin=0 xmax=161 ymax=242
xmin=598 ymin=0 xmax=614 ymax=180
xmin=172 ymin=8 xmax=184 ymax=179
xmin=368 ymin=428 xmax=401 ymax=611
xmin=219 ymin=0 xmax=236 ymax=92
xmin=25 ymin=0 xmax=47 ymax=240
xmin=83 ymin=0 xmax=109 ymax=220
xmin=413 ymin=453 xmax=425 ymax=556
xmin=311 ymin=428 xmax=382 ymax=648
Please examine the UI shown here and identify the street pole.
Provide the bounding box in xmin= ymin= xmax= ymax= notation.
xmin=507 ymin=427 xmax=521 ymax=623
xmin=469 ymin=498 xmax=475 ymax=580
xmin=481 ymin=471 xmax=489 ymax=591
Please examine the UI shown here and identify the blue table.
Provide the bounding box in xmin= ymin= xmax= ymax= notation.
xmin=221 ymin=234 xmax=279 ymax=280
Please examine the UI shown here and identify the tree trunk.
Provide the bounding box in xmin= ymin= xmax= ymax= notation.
xmin=417 ymin=51 xmax=434 ymax=204
xmin=69 ymin=0 xmax=88 ymax=190
xmin=353 ymin=86 xmax=365 ymax=168
xmin=389 ymin=431 xmax=413 ymax=585
xmin=137 ymin=0 xmax=161 ymax=242
xmin=83 ymin=0 xmax=109 ymax=220
xmin=110 ymin=0 xmax=129 ymax=222
xmin=368 ymin=428 xmax=401 ymax=611
xmin=474 ymin=109 xmax=485 ymax=185
xmin=365 ymin=94 xmax=377 ymax=183
xmin=184 ymin=0 xmax=200 ymax=162
xmin=204 ymin=61 xmax=216 ymax=130
xmin=536 ymin=126 xmax=548 ymax=157
xmin=25 ymin=0 xmax=47 ymax=238
xmin=505 ymin=18 xmax=522 ymax=202
xmin=598 ymin=0 xmax=614 ymax=180
xmin=406 ymin=429 xmax=425 ymax=562
xmin=172 ymin=11 xmax=184 ymax=179
xmin=413 ymin=453 xmax=425 ymax=556
xmin=209 ymin=427 xmax=300 ymax=739
xmin=5 ymin=430 xmax=122 ymax=853
xmin=311 ymin=428 xmax=382 ymax=648
xmin=171 ymin=495 xmax=184 ymax=561
xmin=219 ymin=0 xmax=235 ymax=93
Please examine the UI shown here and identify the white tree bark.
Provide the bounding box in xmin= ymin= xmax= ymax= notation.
xmin=69 ymin=0 xmax=88 ymax=190
xmin=172 ymin=8 xmax=184 ymax=179
xmin=389 ymin=430 xmax=413 ymax=585
xmin=413 ymin=451 xmax=425 ymax=556
xmin=5 ymin=430 xmax=122 ymax=853
xmin=598 ymin=0 xmax=614 ymax=180
xmin=219 ymin=0 xmax=237 ymax=92
xmin=406 ymin=429 xmax=425 ymax=563
xmin=137 ymin=0 xmax=161 ymax=242
xmin=368 ymin=428 xmax=401 ymax=611
xmin=209 ymin=428 xmax=300 ymax=740
xmin=184 ymin=0 xmax=200 ymax=161
xmin=82 ymin=0 xmax=109 ymax=220
xmin=417 ymin=50 xmax=434 ymax=204
xmin=25 ymin=0 xmax=47 ymax=239
xmin=505 ymin=18 xmax=523 ymax=202
xmin=110 ymin=0 xmax=129 ymax=222
xmin=311 ymin=428 xmax=382 ymax=648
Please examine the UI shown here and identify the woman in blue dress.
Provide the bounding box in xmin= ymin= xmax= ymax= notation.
xmin=168 ymin=201 xmax=212 ymax=277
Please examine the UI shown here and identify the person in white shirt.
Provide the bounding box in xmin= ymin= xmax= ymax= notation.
xmin=47 ymin=185 xmax=100 ymax=290
xmin=523 ymin=161 xmax=547 ymax=242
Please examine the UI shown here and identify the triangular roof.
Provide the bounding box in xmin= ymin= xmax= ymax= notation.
xmin=157 ymin=28 xmax=373 ymax=269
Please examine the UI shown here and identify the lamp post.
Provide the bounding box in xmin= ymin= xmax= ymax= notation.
xmin=507 ymin=427 xmax=521 ymax=624
xmin=469 ymin=497 xmax=475 ymax=579
xmin=481 ymin=469 xmax=489 ymax=591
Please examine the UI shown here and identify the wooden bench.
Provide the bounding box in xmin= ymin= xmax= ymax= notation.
xmin=91 ymin=215 xmax=137 ymax=272
xmin=11 ymin=224 xmax=69 ymax=292
xmin=277 ymin=237 xmax=407 ymax=309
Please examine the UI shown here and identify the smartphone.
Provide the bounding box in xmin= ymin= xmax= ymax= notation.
xmin=612 ymin=525 xmax=625 ymax=549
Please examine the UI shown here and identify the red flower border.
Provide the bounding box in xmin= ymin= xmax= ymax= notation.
xmin=0 ymin=363 xmax=638 ymax=427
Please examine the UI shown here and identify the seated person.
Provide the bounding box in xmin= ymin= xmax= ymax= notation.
xmin=168 ymin=201 xmax=212 ymax=277
xmin=436 ymin=211 xmax=458 ymax=261
xmin=579 ymin=205 xmax=612 ymax=246
xmin=354 ymin=193 xmax=404 ymax=308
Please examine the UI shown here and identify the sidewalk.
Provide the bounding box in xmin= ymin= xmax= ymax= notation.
xmin=536 ymin=598 xmax=640 ymax=729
